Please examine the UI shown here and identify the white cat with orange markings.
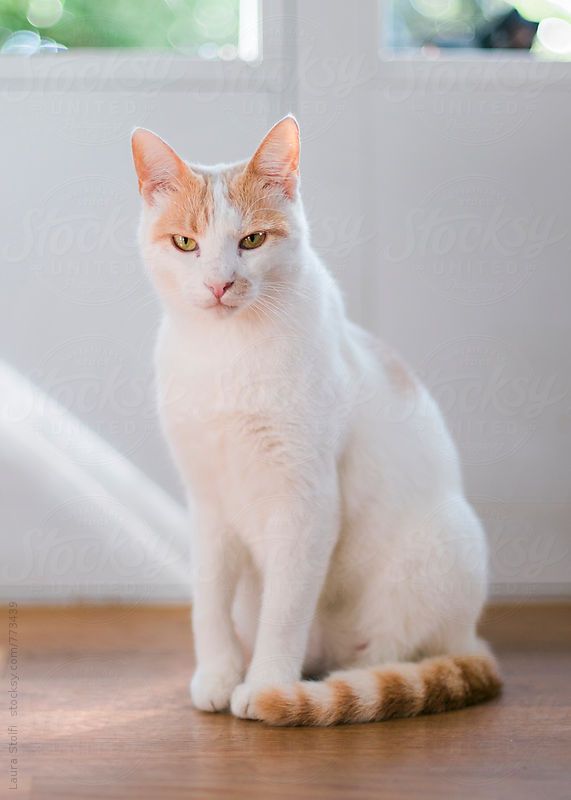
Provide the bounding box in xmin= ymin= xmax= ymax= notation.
xmin=132 ymin=116 xmax=501 ymax=726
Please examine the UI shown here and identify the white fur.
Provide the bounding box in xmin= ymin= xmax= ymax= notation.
xmin=134 ymin=119 xmax=489 ymax=721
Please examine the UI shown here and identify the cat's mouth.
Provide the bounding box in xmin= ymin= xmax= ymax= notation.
xmin=203 ymin=298 xmax=241 ymax=314
xmin=203 ymin=292 xmax=253 ymax=314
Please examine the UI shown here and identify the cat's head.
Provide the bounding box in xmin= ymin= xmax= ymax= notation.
xmin=132 ymin=116 xmax=305 ymax=319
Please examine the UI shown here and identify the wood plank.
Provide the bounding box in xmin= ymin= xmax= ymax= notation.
xmin=1 ymin=602 xmax=569 ymax=799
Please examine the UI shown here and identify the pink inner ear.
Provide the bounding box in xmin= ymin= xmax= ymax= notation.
xmin=250 ymin=116 xmax=300 ymax=198
xmin=256 ymin=140 xmax=299 ymax=177
xmin=132 ymin=128 xmax=188 ymax=202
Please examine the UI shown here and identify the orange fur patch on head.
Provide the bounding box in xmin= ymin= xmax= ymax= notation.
xmin=134 ymin=121 xmax=297 ymax=249
xmin=151 ymin=171 xmax=214 ymax=244
xmin=225 ymin=166 xmax=290 ymax=239
xmin=132 ymin=128 xmax=214 ymax=242
xmin=222 ymin=115 xmax=299 ymax=235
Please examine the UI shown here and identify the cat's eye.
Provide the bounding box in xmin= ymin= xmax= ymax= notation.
xmin=239 ymin=231 xmax=267 ymax=250
xmin=172 ymin=235 xmax=198 ymax=252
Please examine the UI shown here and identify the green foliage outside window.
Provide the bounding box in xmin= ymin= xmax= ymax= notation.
xmin=0 ymin=0 xmax=241 ymax=55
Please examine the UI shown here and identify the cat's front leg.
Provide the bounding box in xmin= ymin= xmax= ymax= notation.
xmin=190 ymin=510 xmax=245 ymax=712
xmin=230 ymin=485 xmax=339 ymax=720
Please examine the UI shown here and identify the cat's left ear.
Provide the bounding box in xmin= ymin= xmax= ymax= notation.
xmin=248 ymin=115 xmax=300 ymax=200
xmin=131 ymin=127 xmax=190 ymax=203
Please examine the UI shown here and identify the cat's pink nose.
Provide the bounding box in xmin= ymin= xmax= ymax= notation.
xmin=206 ymin=281 xmax=234 ymax=300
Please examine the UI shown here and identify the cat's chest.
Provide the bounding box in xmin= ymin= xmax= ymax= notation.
xmin=154 ymin=322 xmax=347 ymax=506
xmin=157 ymin=337 xmax=321 ymax=463
xmin=159 ymin=351 xmax=301 ymax=426
xmin=157 ymin=325 xmax=328 ymax=427
xmin=158 ymin=363 xmax=316 ymax=514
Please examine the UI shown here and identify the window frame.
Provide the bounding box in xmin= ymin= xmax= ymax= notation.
xmin=0 ymin=0 xmax=290 ymax=93
xmin=377 ymin=0 xmax=571 ymax=90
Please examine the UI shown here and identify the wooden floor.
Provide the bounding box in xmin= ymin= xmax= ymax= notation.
xmin=1 ymin=603 xmax=570 ymax=800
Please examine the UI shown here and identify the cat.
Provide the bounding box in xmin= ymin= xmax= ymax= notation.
xmin=131 ymin=115 xmax=501 ymax=726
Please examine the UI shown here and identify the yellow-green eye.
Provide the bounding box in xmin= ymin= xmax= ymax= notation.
xmin=239 ymin=231 xmax=266 ymax=250
xmin=172 ymin=235 xmax=198 ymax=252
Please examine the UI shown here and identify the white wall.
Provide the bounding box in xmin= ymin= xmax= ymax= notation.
xmin=1 ymin=0 xmax=569 ymax=600
xmin=298 ymin=1 xmax=571 ymax=596
xmin=372 ymin=60 xmax=571 ymax=597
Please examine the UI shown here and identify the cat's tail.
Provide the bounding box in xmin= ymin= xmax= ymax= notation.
xmin=251 ymin=653 xmax=502 ymax=727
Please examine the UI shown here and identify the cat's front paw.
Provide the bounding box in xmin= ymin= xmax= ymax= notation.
xmin=230 ymin=682 xmax=258 ymax=719
xmin=190 ymin=664 xmax=243 ymax=712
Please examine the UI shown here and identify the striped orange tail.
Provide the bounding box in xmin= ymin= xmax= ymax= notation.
xmin=251 ymin=653 xmax=502 ymax=726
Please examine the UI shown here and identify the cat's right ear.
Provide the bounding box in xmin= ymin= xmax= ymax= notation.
xmin=131 ymin=128 xmax=188 ymax=203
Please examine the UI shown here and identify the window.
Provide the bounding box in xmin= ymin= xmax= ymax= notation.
xmin=386 ymin=0 xmax=571 ymax=58
xmin=0 ymin=0 xmax=259 ymax=60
